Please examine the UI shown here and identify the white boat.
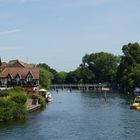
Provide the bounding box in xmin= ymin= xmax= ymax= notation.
xmin=45 ymin=92 xmax=53 ymax=102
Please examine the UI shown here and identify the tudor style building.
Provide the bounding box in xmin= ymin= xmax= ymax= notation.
xmin=0 ymin=59 xmax=39 ymax=91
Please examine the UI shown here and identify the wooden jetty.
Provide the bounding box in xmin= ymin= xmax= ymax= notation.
xmin=27 ymin=99 xmax=41 ymax=112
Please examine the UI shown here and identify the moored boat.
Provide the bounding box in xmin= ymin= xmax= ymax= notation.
xmin=130 ymin=96 xmax=140 ymax=109
xmin=39 ymin=89 xmax=53 ymax=102
xmin=45 ymin=92 xmax=53 ymax=102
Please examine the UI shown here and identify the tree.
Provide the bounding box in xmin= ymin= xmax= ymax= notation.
xmin=117 ymin=43 xmax=140 ymax=92
xmin=39 ymin=68 xmax=53 ymax=89
xmin=52 ymin=72 xmax=67 ymax=84
xmin=38 ymin=63 xmax=57 ymax=74
xmin=81 ymin=52 xmax=119 ymax=83
xmin=65 ymin=69 xmax=81 ymax=84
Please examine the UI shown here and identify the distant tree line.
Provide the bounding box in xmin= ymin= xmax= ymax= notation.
xmin=38 ymin=42 xmax=140 ymax=93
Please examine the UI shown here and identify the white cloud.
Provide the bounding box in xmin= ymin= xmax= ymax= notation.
xmin=0 ymin=29 xmax=21 ymax=36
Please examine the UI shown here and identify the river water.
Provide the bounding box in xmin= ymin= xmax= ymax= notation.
xmin=0 ymin=90 xmax=140 ymax=140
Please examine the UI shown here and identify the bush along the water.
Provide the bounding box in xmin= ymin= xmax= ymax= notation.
xmin=0 ymin=98 xmax=15 ymax=121
xmin=31 ymin=94 xmax=46 ymax=106
xmin=31 ymin=94 xmax=38 ymax=105
xmin=0 ymin=87 xmax=27 ymax=122
xmin=31 ymin=94 xmax=38 ymax=100
xmin=38 ymin=95 xmax=46 ymax=107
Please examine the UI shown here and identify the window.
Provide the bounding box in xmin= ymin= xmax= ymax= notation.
xmin=7 ymin=75 xmax=12 ymax=82
xmin=26 ymin=72 xmax=33 ymax=82
xmin=15 ymin=74 xmax=20 ymax=83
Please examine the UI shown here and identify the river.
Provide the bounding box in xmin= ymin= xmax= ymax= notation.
xmin=0 ymin=90 xmax=140 ymax=140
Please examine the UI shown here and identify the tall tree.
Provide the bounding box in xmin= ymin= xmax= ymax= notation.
xmin=117 ymin=43 xmax=140 ymax=92
xmin=81 ymin=52 xmax=119 ymax=83
xmin=52 ymin=72 xmax=67 ymax=84
xmin=39 ymin=68 xmax=53 ymax=89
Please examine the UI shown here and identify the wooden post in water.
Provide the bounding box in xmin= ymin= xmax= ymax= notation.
xmin=101 ymin=87 xmax=110 ymax=102
xmin=104 ymin=91 xmax=107 ymax=102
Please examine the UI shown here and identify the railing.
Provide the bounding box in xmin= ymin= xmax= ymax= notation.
xmin=50 ymin=84 xmax=109 ymax=89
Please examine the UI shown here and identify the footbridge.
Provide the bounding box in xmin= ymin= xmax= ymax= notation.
xmin=50 ymin=84 xmax=110 ymax=91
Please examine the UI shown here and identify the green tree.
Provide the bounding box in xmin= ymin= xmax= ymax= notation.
xmin=52 ymin=72 xmax=67 ymax=84
xmin=38 ymin=63 xmax=57 ymax=74
xmin=117 ymin=42 xmax=140 ymax=92
xmin=39 ymin=68 xmax=53 ymax=89
xmin=81 ymin=52 xmax=119 ymax=83
xmin=65 ymin=69 xmax=81 ymax=84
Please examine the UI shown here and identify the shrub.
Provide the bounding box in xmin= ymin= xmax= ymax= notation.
xmin=32 ymin=94 xmax=38 ymax=100
xmin=0 ymin=98 xmax=27 ymax=121
xmin=9 ymin=87 xmax=25 ymax=93
xmin=0 ymin=98 xmax=16 ymax=121
xmin=0 ymin=90 xmax=9 ymax=97
xmin=12 ymin=104 xmax=27 ymax=119
xmin=10 ymin=92 xmax=27 ymax=105
xmin=0 ymin=87 xmax=27 ymax=122
xmin=9 ymin=87 xmax=27 ymax=105
xmin=39 ymin=92 xmax=46 ymax=97
xmin=0 ymin=98 xmax=15 ymax=108
xmin=38 ymin=95 xmax=46 ymax=107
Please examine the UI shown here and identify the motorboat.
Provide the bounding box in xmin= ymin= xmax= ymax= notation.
xmin=130 ymin=96 xmax=140 ymax=109
xmin=45 ymin=92 xmax=53 ymax=102
xmin=39 ymin=89 xmax=53 ymax=102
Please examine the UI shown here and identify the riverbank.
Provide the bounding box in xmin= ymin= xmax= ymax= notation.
xmin=27 ymin=99 xmax=41 ymax=112
xmin=0 ymin=87 xmax=46 ymax=122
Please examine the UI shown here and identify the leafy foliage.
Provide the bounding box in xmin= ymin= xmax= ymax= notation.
xmin=63 ymin=52 xmax=119 ymax=84
xmin=39 ymin=68 xmax=53 ymax=89
xmin=31 ymin=94 xmax=38 ymax=99
xmin=0 ymin=90 xmax=9 ymax=97
xmin=38 ymin=95 xmax=46 ymax=107
xmin=0 ymin=98 xmax=26 ymax=122
xmin=52 ymin=72 xmax=67 ymax=84
xmin=9 ymin=87 xmax=27 ymax=105
xmin=0 ymin=87 xmax=27 ymax=122
xmin=117 ymin=43 xmax=140 ymax=91
xmin=0 ymin=99 xmax=16 ymax=121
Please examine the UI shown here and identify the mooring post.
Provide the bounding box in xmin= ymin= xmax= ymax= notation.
xmin=104 ymin=91 xmax=107 ymax=102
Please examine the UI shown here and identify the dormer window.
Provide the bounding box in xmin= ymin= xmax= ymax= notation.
xmin=15 ymin=74 xmax=20 ymax=83
xmin=7 ymin=74 xmax=12 ymax=82
xmin=26 ymin=72 xmax=33 ymax=82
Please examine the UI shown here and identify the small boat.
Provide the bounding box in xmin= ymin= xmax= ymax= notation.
xmin=39 ymin=89 xmax=53 ymax=102
xmin=130 ymin=96 xmax=140 ymax=109
xmin=45 ymin=92 xmax=53 ymax=102
xmin=101 ymin=87 xmax=110 ymax=92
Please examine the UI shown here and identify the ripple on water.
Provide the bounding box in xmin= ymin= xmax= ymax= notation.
xmin=0 ymin=91 xmax=140 ymax=140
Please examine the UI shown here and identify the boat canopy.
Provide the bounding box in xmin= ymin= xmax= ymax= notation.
xmin=39 ymin=89 xmax=47 ymax=92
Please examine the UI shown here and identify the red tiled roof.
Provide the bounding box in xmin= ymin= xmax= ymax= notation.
xmin=0 ymin=67 xmax=39 ymax=79
xmin=8 ymin=60 xmax=36 ymax=68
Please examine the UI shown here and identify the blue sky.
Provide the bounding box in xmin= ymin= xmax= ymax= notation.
xmin=0 ymin=0 xmax=140 ymax=71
